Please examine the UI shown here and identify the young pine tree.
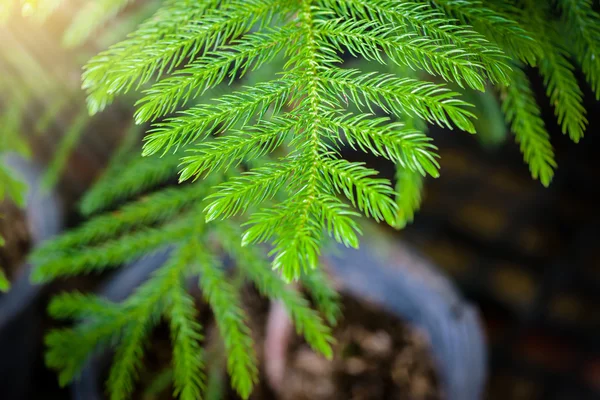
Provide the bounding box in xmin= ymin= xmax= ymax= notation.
xmin=1 ymin=0 xmax=599 ymax=399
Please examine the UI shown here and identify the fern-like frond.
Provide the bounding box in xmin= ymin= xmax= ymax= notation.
xmin=83 ymin=0 xmax=290 ymax=114
xmin=328 ymin=0 xmax=511 ymax=84
xmin=204 ymin=162 xmax=294 ymax=222
xmin=140 ymin=79 xmax=292 ymax=154
xmin=322 ymin=68 xmax=476 ymax=132
xmin=32 ymin=217 xmax=195 ymax=282
xmin=107 ymin=315 xmax=155 ymax=400
xmin=523 ymin=2 xmax=587 ymax=143
xmin=79 ymin=150 xmax=181 ymax=215
xmin=104 ymin=242 xmax=197 ymax=400
xmin=179 ymin=116 xmax=297 ymax=181
xmin=322 ymin=111 xmax=440 ymax=177
xmin=299 ymin=266 xmax=341 ymax=325
xmin=216 ymin=223 xmax=336 ymax=356
xmin=559 ymin=0 xmax=600 ymax=100
xmin=137 ymin=23 xmax=299 ymax=119
xmin=35 ymin=184 xmax=208 ymax=257
xmin=321 ymin=158 xmax=397 ymax=225
xmin=501 ymin=64 xmax=556 ymax=187
xmin=195 ymin=249 xmax=258 ymax=398
xmin=317 ymin=15 xmax=490 ymax=91
xmin=392 ymin=166 xmax=424 ymax=229
xmin=169 ymin=283 xmax=206 ymax=400
xmin=48 ymin=292 xmax=121 ymax=321
xmin=429 ymin=0 xmax=539 ymax=65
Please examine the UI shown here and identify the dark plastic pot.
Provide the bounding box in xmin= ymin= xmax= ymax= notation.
xmin=0 ymin=154 xmax=63 ymax=399
xmin=323 ymin=228 xmax=487 ymax=400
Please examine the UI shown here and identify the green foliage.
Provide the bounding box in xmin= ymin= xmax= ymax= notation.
xmin=33 ymin=143 xmax=336 ymax=398
xmin=2 ymin=0 xmax=599 ymax=399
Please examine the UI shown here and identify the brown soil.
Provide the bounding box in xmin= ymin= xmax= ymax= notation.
xmin=262 ymin=294 xmax=441 ymax=400
xmin=0 ymin=201 xmax=31 ymax=279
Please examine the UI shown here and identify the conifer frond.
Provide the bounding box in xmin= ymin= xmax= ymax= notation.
xmin=317 ymin=194 xmax=362 ymax=249
xmin=322 ymin=68 xmax=476 ymax=132
xmin=32 ymin=217 xmax=195 ymax=282
xmin=179 ymin=116 xmax=297 ymax=181
xmin=204 ymin=163 xmax=294 ymax=222
xmin=195 ymin=249 xmax=258 ymax=398
xmin=169 ymin=283 xmax=206 ymax=400
xmin=523 ymin=2 xmax=587 ymax=143
xmin=501 ymin=64 xmax=556 ymax=187
xmin=36 ymin=184 xmax=208 ymax=257
xmin=558 ymin=0 xmax=600 ymax=100
xmin=83 ymin=0 xmax=290 ymax=114
xmin=322 ymin=158 xmax=397 ymax=225
xmin=137 ymin=23 xmax=299 ymax=119
xmin=330 ymin=0 xmax=511 ymax=85
xmin=216 ymin=223 xmax=336 ymax=356
xmin=45 ymin=314 xmax=131 ymax=386
xmin=322 ymin=111 xmax=440 ymax=177
xmin=140 ymin=79 xmax=292 ymax=154
xmin=105 ymin=243 xmax=198 ymax=400
xmin=49 ymin=292 xmax=121 ymax=321
xmin=429 ymin=0 xmax=539 ymax=65
xmin=32 ymin=1 xmax=600 ymax=398
xmin=317 ymin=16 xmax=491 ymax=91
xmin=108 ymin=316 xmax=155 ymax=400
xmin=79 ymin=151 xmax=181 ymax=215
xmin=299 ymin=267 xmax=342 ymax=325
xmin=392 ymin=166 xmax=424 ymax=229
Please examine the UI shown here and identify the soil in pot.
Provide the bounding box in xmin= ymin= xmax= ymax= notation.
xmin=130 ymin=285 xmax=441 ymax=400
xmin=0 ymin=201 xmax=31 ymax=280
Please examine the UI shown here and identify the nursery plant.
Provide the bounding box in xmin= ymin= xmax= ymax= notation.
xmin=1 ymin=0 xmax=600 ymax=399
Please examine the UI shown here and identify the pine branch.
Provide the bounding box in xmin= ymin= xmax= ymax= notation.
xmin=322 ymin=68 xmax=476 ymax=132
xmin=32 ymin=217 xmax=196 ymax=282
xmin=299 ymin=267 xmax=341 ymax=325
xmin=501 ymin=64 xmax=556 ymax=187
xmin=107 ymin=316 xmax=154 ymax=400
xmin=559 ymin=0 xmax=600 ymax=100
xmin=429 ymin=0 xmax=540 ymax=65
xmin=321 ymin=158 xmax=397 ymax=225
xmin=204 ymin=162 xmax=294 ymax=222
xmin=79 ymin=150 xmax=181 ymax=215
xmin=179 ymin=116 xmax=298 ymax=181
xmin=83 ymin=0 xmax=289 ymax=113
xmin=317 ymin=16 xmax=491 ymax=91
xmin=48 ymin=292 xmax=121 ymax=321
xmin=137 ymin=23 xmax=299 ymax=120
xmin=329 ymin=0 xmax=511 ymax=84
xmin=524 ymin=2 xmax=587 ymax=143
xmin=216 ymin=223 xmax=335 ymax=356
xmin=392 ymin=166 xmax=424 ymax=229
xmin=169 ymin=284 xmax=206 ymax=400
xmin=140 ymin=79 xmax=292 ymax=154
xmin=35 ymin=184 xmax=209 ymax=258
xmin=195 ymin=249 xmax=258 ymax=399
xmin=321 ymin=110 xmax=440 ymax=177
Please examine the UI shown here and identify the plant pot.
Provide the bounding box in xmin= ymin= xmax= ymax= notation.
xmin=322 ymin=225 xmax=487 ymax=400
xmin=0 ymin=154 xmax=63 ymax=399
